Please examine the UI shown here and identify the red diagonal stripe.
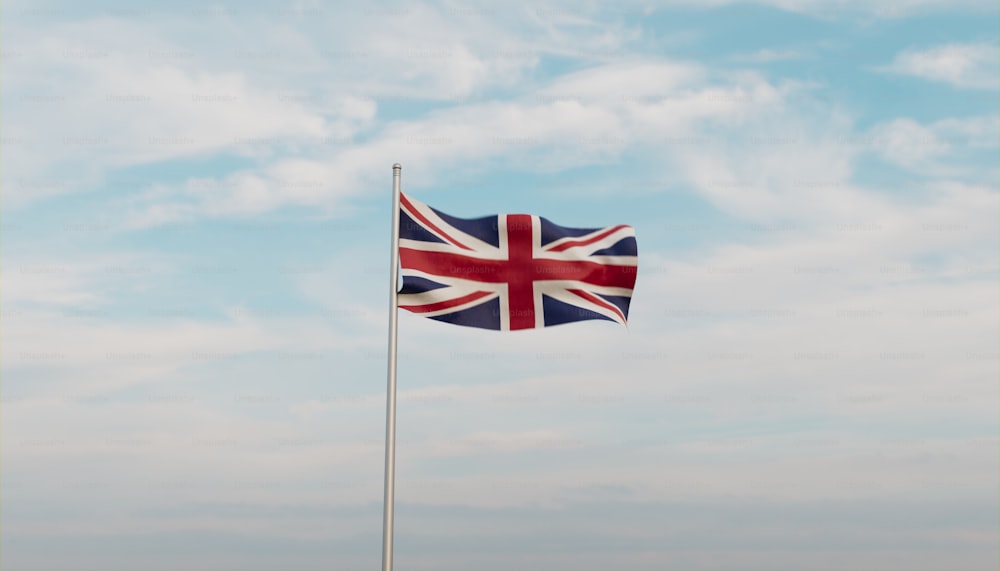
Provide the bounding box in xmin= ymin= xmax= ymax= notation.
xmin=546 ymin=225 xmax=632 ymax=253
xmin=568 ymin=288 xmax=626 ymax=323
xmin=401 ymin=193 xmax=473 ymax=251
xmin=399 ymin=290 xmax=493 ymax=314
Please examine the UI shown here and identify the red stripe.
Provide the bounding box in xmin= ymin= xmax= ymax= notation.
xmin=400 ymin=194 xmax=473 ymax=251
xmin=567 ymin=288 xmax=625 ymax=323
xmin=506 ymin=214 xmax=536 ymax=330
xmin=399 ymin=248 xmax=637 ymax=289
xmin=399 ymin=290 xmax=493 ymax=314
xmin=399 ymin=248 xmax=506 ymax=283
xmin=546 ymin=225 xmax=631 ymax=253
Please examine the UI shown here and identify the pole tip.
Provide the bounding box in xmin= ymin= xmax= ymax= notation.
xmin=393 ymin=163 xmax=402 ymax=170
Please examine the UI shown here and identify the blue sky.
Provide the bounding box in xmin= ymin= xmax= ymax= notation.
xmin=2 ymin=1 xmax=998 ymax=569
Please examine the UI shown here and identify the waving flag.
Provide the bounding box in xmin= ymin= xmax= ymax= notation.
xmin=396 ymin=193 xmax=638 ymax=331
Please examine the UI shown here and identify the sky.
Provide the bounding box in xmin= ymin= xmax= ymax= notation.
xmin=1 ymin=0 xmax=998 ymax=569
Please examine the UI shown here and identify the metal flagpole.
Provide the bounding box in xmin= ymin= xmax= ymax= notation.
xmin=381 ymin=163 xmax=402 ymax=571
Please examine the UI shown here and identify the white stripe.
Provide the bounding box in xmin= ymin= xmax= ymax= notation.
xmin=398 ymin=238 xmax=507 ymax=260
xmin=398 ymin=269 xmax=505 ymax=293
xmin=496 ymin=216 xmax=511 ymax=331
xmin=531 ymin=216 xmax=545 ymax=329
xmin=498 ymin=283 xmax=511 ymax=331
xmin=540 ymin=229 xmax=636 ymax=259
xmin=398 ymin=285 xmax=490 ymax=307
xmin=402 ymin=195 xmax=502 ymax=254
xmin=538 ymin=283 xmax=627 ymax=325
xmin=541 ymin=224 xmax=635 ymax=254
xmin=533 ymin=283 xmax=545 ymax=329
xmin=532 ymin=252 xmax=638 ymax=267
xmin=398 ymin=291 xmax=501 ymax=319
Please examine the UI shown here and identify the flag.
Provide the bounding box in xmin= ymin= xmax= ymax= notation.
xmin=397 ymin=193 xmax=638 ymax=331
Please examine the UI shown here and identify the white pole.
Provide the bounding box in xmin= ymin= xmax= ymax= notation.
xmin=381 ymin=163 xmax=402 ymax=571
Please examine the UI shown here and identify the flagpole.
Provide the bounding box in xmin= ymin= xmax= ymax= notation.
xmin=381 ymin=163 xmax=402 ymax=571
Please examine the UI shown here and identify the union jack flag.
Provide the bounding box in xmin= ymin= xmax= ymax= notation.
xmin=397 ymin=193 xmax=638 ymax=331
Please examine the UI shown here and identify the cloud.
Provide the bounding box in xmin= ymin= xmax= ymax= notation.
xmin=700 ymin=0 xmax=993 ymax=17
xmin=1 ymin=4 xmax=642 ymax=215
xmin=730 ymin=48 xmax=808 ymax=63
xmin=121 ymin=59 xmax=788 ymax=226
xmin=2 ymin=21 xmax=335 ymax=207
xmin=866 ymin=115 xmax=999 ymax=179
xmin=931 ymin=114 xmax=1000 ymax=148
xmin=868 ymin=118 xmax=951 ymax=166
xmin=879 ymin=42 xmax=999 ymax=89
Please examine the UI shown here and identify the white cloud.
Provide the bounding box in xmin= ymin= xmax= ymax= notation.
xmin=880 ymin=42 xmax=999 ymax=89
xmin=667 ymin=0 xmax=995 ymax=17
xmin=869 ymin=118 xmax=950 ymax=166
xmin=730 ymin=48 xmax=808 ymax=62
xmin=0 ymin=254 xmax=169 ymax=308
xmin=2 ymin=23 xmax=334 ymax=206
xmin=867 ymin=115 xmax=999 ymax=178
xmin=931 ymin=114 xmax=1000 ymax=148
xmin=122 ymin=60 xmax=789 ymax=225
xmin=1 ymin=4 xmax=642 ymax=213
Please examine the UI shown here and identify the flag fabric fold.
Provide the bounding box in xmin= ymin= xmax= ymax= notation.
xmin=397 ymin=193 xmax=638 ymax=331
